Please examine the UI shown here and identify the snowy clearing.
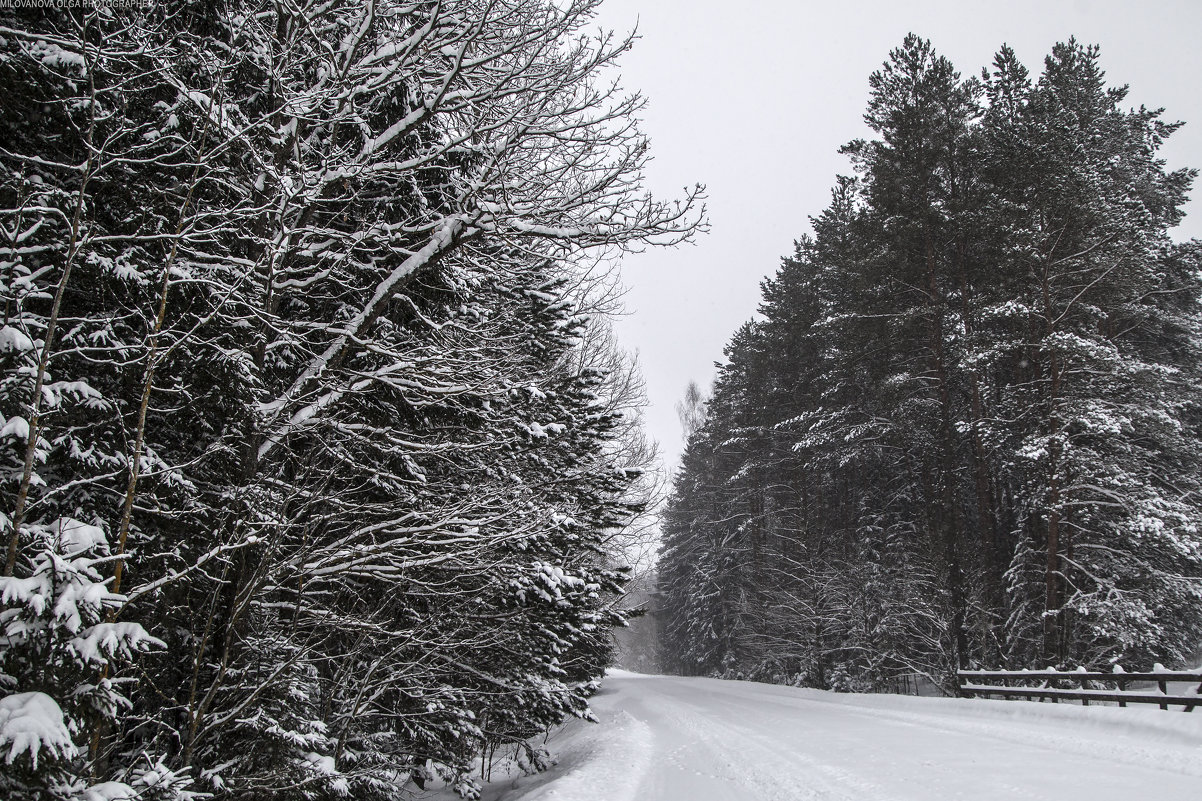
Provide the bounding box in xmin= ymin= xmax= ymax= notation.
xmin=463 ymin=670 xmax=1202 ymax=801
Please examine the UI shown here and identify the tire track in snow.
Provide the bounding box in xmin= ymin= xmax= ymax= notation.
xmin=478 ymin=673 xmax=1202 ymax=801
xmin=678 ymin=678 xmax=1202 ymax=784
xmin=634 ymin=681 xmax=902 ymax=800
xmin=647 ymin=676 xmax=1202 ymax=801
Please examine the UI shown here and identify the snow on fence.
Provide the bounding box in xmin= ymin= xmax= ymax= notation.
xmin=957 ymin=667 xmax=1202 ymax=711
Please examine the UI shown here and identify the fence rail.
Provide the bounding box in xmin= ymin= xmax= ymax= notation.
xmin=957 ymin=669 xmax=1202 ymax=711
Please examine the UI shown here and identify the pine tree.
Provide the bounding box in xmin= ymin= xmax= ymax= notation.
xmin=657 ymin=35 xmax=1202 ymax=692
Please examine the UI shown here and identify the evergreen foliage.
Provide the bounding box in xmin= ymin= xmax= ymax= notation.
xmin=658 ymin=35 xmax=1202 ymax=690
xmin=0 ymin=2 xmax=698 ymax=798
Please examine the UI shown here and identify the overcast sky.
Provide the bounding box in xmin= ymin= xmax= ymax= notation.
xmin=590 ymin=0 xmax=1202 ymax=477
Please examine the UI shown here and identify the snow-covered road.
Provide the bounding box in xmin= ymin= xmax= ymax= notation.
xmin=477 ymin=671 xmax=1202 ymax=801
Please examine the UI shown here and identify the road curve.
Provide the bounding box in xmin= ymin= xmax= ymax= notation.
xmin=481 ymin=671 xmax=1202 ymax=801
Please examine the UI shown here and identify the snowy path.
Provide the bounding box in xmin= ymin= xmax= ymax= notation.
xmin=475 ymin=671 xmax=1202 ymax=801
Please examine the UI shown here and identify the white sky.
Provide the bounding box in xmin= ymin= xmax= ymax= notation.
xmin=591 ymin=0 xmax=1202 ymax=476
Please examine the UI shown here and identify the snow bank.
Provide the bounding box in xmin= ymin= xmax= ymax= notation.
xmin=509 ymin=709 xmax=653 ymax=801
xmin=446 ymin=679 xmax=654 ymax=801
xmin=762 ymin=679 xmax=1202 ymax=749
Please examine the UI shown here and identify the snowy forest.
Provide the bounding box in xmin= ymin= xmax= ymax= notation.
xmin=0 ymin=1 xmax=700 ymax=799
xmin=659 ymin=35 xmax=1202 ymax=690
xmin=5 ymin=0 xmax=1202 ymax=798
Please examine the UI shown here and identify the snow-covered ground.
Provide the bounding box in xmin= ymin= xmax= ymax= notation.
xmin=460 ymin=670 xmax=1202 ymax=801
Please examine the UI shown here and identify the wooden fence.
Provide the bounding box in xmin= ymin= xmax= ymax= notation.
xmin=958 ymin=668 xmax=1202 ymax=711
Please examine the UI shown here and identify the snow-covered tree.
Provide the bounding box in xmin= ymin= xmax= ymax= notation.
xmin=657 ymin=35 xmax=1202 ymax=692
xmin=1 ymin=1 xmax=700 ymax=797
